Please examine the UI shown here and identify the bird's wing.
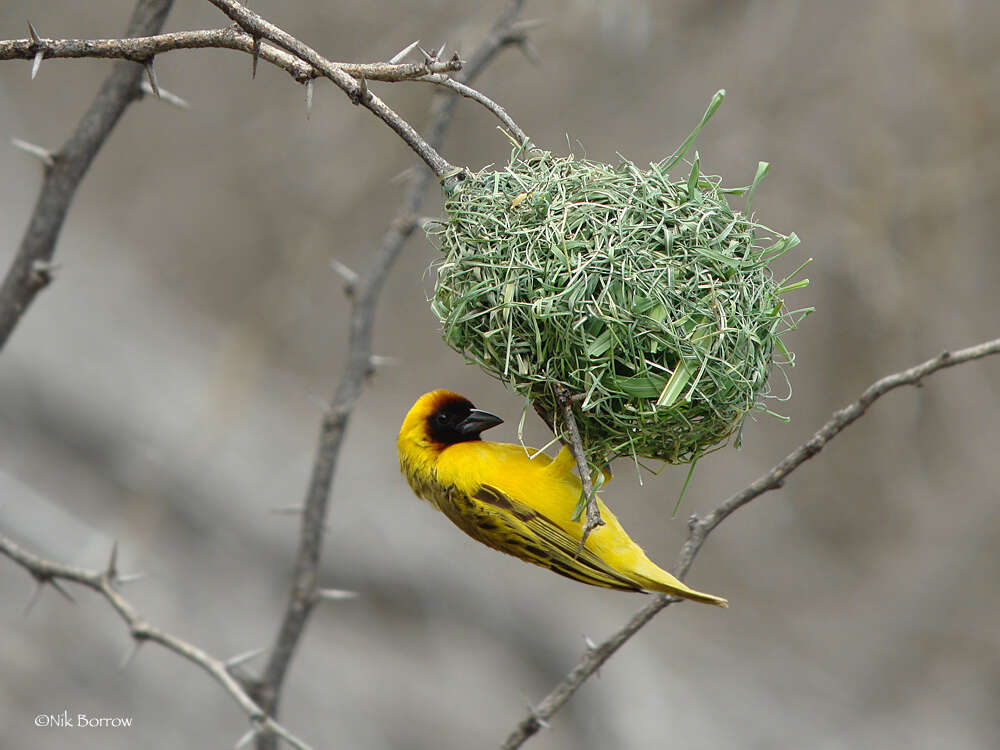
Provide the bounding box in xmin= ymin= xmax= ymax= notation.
xmin=473 ymin=484 xmax=642 ymax=591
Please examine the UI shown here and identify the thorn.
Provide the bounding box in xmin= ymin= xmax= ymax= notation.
xmin=225 ymin=646 xmax=268 ymax=669
xmin=307 ymin=393 xmax=330 ymax=411
xmin=106 ymin=541 xmax=119 ymax=580
xmin=687 ymin=513 xmax=700 ymax=532
xmin=251 ymin=36 xmax=261 ymax=79
xmin=305 ymin=79 xmax=314 ymax=119
xmin=143 ymin=59 xmax=159 ymax=98
xmin=31 ymin=50 xmax=44 ymax=80
xmin=369 ymin=355 xmax=400 ymax=368
xmin=528 ymin=706 xmax=551 ymax=730
xmin=329 ymin=258 xmax=359 ymax=283
xmin=140 ymin=80 xmax=189 ymax=109
xmin=27 ymin=20 xmax=42 ymax=45
xmin=389 ymin=166 xmax=417 ymax=184
xmin=315 ymin=588 xmax=359 ymax=602
xmin=435 ymin=41 xmax=447 ymax=61
xmin=30 ymin=259 xmax=57 ymax=285
xmin=116 ymin=571 xmax=145 ymax=585
xmin=583 ymin=635 xmax=597 ymax=651
xmin=24 ymin=580 xmax=45 ymax=615
xmin=510 ymin=18 xmax=547 ymax=34
xmin=119 ymin=639 xmax=142 ymax=670
xmin=389 ymin=39 xmax=420 ymax=64
xmin=234 ymin=727 xmax=258 ymax=749
xmin=11 ymin=137 xmax=54 ymax=167
xmin=48 ymin=578 xmax=75 ymax=604
xmin=330 ymin=258 xmax=358 ymax=296
xmin=519 ymin=40 xmax=541 ymax=66
xmin=349 ymin=75 xmax=367 ymax=105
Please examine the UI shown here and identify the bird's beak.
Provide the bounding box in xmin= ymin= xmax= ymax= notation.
xmin=456 ymin=408 xmax=503 ymax=437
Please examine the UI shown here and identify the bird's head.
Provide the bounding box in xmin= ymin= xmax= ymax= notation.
xmin=398 ymin=390 xmax=504 ymax=452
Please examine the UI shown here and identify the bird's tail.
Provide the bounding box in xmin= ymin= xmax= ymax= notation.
xmin=633 ymin=564 xmax=729 ymax=607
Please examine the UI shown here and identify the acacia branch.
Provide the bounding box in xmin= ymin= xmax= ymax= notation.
xmin=250 ymin=3 xmax=528 ymax=747
xmin=205 ymin=0 xmax=453 ymax=176
xmin=0 ymin=0 xmax=174 ymax=351
xmin=419 ymin=74 xmax=529 ymax=146
xmin=0 ymin=29 xmax=461 ymax=83
xmin=0 ymin=536 xmax=312 ymax=750
xmin=502 ymin=335 xmax=1000 ymax=748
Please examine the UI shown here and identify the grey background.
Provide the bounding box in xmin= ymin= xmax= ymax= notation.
xmin=1 ymin=1 xmax=999 ymax=748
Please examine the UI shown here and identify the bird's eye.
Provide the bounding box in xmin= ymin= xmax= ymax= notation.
xmin=436 ymin=412 xmax=449 ymax=424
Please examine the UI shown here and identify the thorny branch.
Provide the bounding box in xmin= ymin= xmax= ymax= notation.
xmin=1 ymin=0 xmax=530 ymax=745
xmin=18 ymin=2 xmax=988 ymax=749
xmin=418 ymin=74 xmax=530 ymax=147
xmin=249 ymin=3 xmax=529 ymax=748
xmin=0 ymin=0 xmax=174 ymax=351
xmin=0 ymin=2 xmax=532 ymax=351
xmin=0 ymin=536 xmax=313 ymax=750
xmin=0 ymin=28 xmax=462 ymax=83
xmin=1 ymin=0 xmax=531 ymax=745
xmin=205 ymin=0 xmax=455 ymax=176
xmin=502 ymin=336 xmax=1000 ymax=749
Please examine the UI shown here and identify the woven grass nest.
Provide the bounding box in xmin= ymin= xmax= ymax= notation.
xmin=427 ymin=93 xmax=808 ymax=471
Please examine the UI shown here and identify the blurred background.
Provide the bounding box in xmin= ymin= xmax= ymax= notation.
xmin=2 ymin=1 xmax=999 ymax=748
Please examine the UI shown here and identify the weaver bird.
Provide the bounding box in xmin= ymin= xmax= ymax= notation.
xmin=398 ymin=389 xmax=727 ymax=607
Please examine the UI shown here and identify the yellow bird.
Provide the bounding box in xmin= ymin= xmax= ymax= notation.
xmin=398 ymin=389 xmax=728 ymax=607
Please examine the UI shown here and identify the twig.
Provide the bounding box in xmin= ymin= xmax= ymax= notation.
xmin=250 ymin=4 xmax=527 ymax=748
xmin=204 ymin=0 xmax=453 ymax=176
xmin=0 ymin=0 xmax=174 ymax=351
xmin=0 ymin=29 xmax=462 ymax=84
xmin=554 ymin=385 xmax=604 ymax=544
xmin=0 ymin=535 xmax=313 ymax=750
xmin=418 ymin=74 xmax=529 ymax=146
xmin=502 ymin=336 xmax=1000 ymax=748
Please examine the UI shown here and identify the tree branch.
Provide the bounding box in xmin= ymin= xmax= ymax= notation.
xmin=0 ymin=28 xmax=462 ymax=83
xmin=249 ymin=3 xmax=527 ymax=748
xmin=502 ymin=335 xmax=1000 ymax=748
xmin=554 ymin=385 xmax=604 ymax=543
xmin=418 ymin=74 xmax=529 ymax=147
xmin=0 ymin=535 xmax=313 ymax=750
xmin=204 ymin=0 xmax=454 ymax=176
xmin=0 ymin=0 xmax=174 ymax=351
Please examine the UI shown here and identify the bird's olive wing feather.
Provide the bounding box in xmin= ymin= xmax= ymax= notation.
xmin=473 ymin=485 xmax=642 ymax=592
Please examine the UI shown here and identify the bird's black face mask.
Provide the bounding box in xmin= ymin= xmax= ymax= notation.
xmin=428 ymin=396 xmax=503 ymax=445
